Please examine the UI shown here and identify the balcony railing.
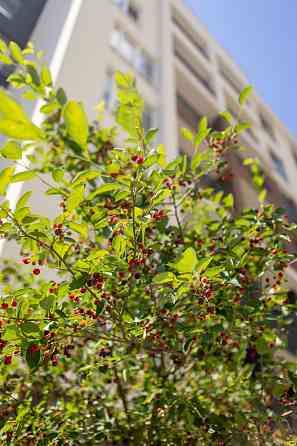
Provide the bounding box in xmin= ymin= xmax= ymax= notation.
xmin=172 ymin=16 xmax=208 ymax=60
xmin=174 ymin=48 xmax=215 ymax=96
xmin=177 ymin=94 xmax=202 ymax=131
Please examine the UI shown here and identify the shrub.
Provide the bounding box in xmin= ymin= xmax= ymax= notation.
xmin=0 ymin=41 xmax=296 ymax=445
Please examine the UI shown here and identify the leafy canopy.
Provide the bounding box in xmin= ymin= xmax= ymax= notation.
xmin=0 ymin=40 xmax=296 ymax=445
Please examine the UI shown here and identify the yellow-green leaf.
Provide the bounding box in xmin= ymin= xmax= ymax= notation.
xmin=16 ymin=191 xmax=32 ymax=210
xmin=239 ymin=85 xmax=253 ymax=106
xmin=67 ymin=186 xmax=84 ymax=211
xmin=181 ymin=128 xmax=193 ymax=142
xmin=174 ymin=248 xmax=197 ymax=274
xmin=53 ymin=241 xmax=69 ymax=260
xmin=9 ymin=41 xmax=24 ymax=64
xmin=0 ymin=89 xmax=29 ymax=122
xmin=11 ymin=170 xmax=36 ymax=183
xmin=41 ymin=64 xmax=52 ymax=86
xmin=63 ymin=101 xmax=89 ymax=148
xmin=1 ymin=141 xmax=22 ymax=160
xmin=153 ymin=272 xmax=176 ymax=284
xmin=68 ymin=222 xmax=88 ymax=239
xmin=0 ymin=119 xmax=44 ymax=141
xmin=0 ymin=167 xmax=15 ymax=195
xmin=87 ymin=183 xmax=120 ymax=200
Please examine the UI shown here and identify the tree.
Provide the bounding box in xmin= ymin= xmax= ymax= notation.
xmin=0 ymin=40 xmax=296 ymax=445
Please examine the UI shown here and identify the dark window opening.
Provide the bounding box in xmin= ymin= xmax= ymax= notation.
xmin=174 ymin=46 xmax=214 ymax=96
xmin=270 ymin=150 xmax=288 ymax=182
xmin=177 ymin=94 xmax=202 ymax=131
xmin=172 ymin=15 xmax=208 ymax=60
xmin=260 ymin=113 xmax=275 ymax=140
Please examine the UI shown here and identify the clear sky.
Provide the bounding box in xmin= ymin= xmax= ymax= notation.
xmin=186 ymin=0 xmax=297 ymax=138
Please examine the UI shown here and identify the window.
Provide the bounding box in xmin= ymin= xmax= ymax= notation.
xmin=260 ymin=113 xmax=275 ymax=140
xmin=177 ymin=94 xmax=202 ymax=131
xmin=172 ymin=15 xmax=208 ymax=60
xmin=135 ymin=49 xmax=153 ymax=82
xmin=292 ymin=149 xmax=297 ymax=168
xmin=103 ymin=71 xmax=117 ymax=110
xmin=270 ymin=150 xmax=287 ymax=181
xmin=0 ymin=0 xmax=21 ymax=19
xmin=174 ymin=46 xmax=214 ymax=96
xmin=110 ymin=28 xmax=154 ymax=83
xmin=112 ymin=0 xmax=139 ymax=22
xmin=143 ymin=105 xmax=154 ymax=131
xmin=220 ymin=63 xmax=242 ymax=95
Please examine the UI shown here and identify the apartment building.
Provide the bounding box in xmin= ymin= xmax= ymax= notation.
xmin=1 ymin=0 xmax=297 ymax=344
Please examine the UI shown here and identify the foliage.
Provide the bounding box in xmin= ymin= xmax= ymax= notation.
xmin=0 ymin=40 xmax=296 ymax=445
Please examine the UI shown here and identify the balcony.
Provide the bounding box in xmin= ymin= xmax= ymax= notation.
xmin=177 ymin=94 xmax=202 ymax=131
xmin=172 ymin=16 xmax=209 ymax=60
xmin=174 ymin=48 xmax=215 ymax=97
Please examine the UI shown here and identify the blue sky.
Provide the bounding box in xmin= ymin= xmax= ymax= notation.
xmin=186 ymin=0 xmax=297 ymax=138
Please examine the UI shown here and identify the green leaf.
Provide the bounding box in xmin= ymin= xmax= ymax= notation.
xmin=219 ymin=111 xmax=233 ymax=124
xmin=235 ymin=122 xmax=251 ymax=133
xmin=0 ymin=89 xmax=29 ymax=122
xmin=145 ymin=128 xmax=159 ymax=144
xmin=40 ymin=295 xmax=55 ymax=311
xmin=0 ymin=53 xmax=12 ymax=64
xmin=223 ymin=193 xmax=234 ymax=208
xmin=181 ymin=127 xmax=193 ymax=142
xmin=53 ymin=241 xmax=69 ymax=259
xmin=41 ymin=64 xmax=52 ymax=86
xmin=63 ymin=100 xmax=89 ymax=148
xmin=25 ymin=344 xmax=41 ymax=370
xmin=0 ymin=119 xmax=44 ymax=141
xmin=112 ymin=235 xmax=126 ymax=257
xmin=96 ymin=300 xmax=105 ymax=315
xmin=11 ymin=170 xmax=36 ymax=183
xmin=115 ymin=71 xmax=134 ymax=88
xmin=258 ymin=189 xmax=267 ymax=203
xmin=72 ymin=170 xmax=100 ymax=187
xmin=198 ymin=116 xmax=208 ymax=133
xmin=9 ymin=41 xmax=24 ymax=64
xmin=21 ymin=322 xmax=40 ymax=338
xmin=174 ymin=248 xmax=197 ymax=274
xmin=153 ymin=272 xmax=176 ymax=284
xmin=87 ymin=183 xmax=120 ymax=200
xmin=52 ymin=168 xmax=64 ymax=183
xmin=0 ymin=39 xmax=8 ymax=53
xmin=66 ymin=185 xmax=84 ymax=211
xmin=68 ymin=222 xmax=88 ymax=239
xmin=243 ymin=158 xmax=255 ymax=166
xmin=56 ymin=87 xmax=67 ymax=106
xmin=1 ymin=141 xmax=22 ymax=160
xmin=239 ymin=85 xmax=253 ymax=106
xmin=0 ymin=166 xmax=15 ymax=194
xmin=16 ymin=191 xmax=32 ymax=210
xmin=191 ymin=150 xmax=211 ymax=171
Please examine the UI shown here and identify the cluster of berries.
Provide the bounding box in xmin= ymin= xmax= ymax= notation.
xmin=131 ymin=154 xmax=144 ymax=165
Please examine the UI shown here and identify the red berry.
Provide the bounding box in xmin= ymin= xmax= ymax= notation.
xmin=29 ymin=344 xmax=39 ymax=353
xmin=22 ymin=258 xmax=31 ymax=265
xmin=80 ymin=287 xmax=87 ymax=294
xmin=51 ymin=355 xmax=58 ymax=366
xmin=4 ymin=355 xmax=12 ymax=365
xmin=136 ymin=156 xmax=144 ymax=165
xmin=1 ymin=303 xmax=8 ymax=310
xmin=11 ymin=300 xmax=17 ymax=308
xmin=109 ymin=215 xmax=118 ymax=225
xmin=33 ymin=268 xmax=41 ymax=275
